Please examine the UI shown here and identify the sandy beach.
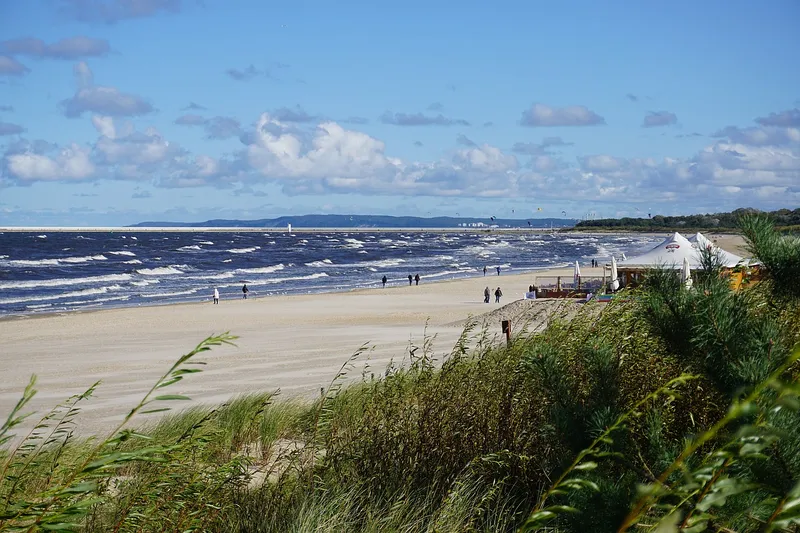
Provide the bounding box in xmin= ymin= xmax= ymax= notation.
xmin=0 ymin=233 xmax=749 ymax=436
xmin=0 ymin=265 xmax=588 ymax=436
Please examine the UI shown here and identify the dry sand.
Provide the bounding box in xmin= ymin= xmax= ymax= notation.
xmin=0 ymin=232 xmax=748 ymax=436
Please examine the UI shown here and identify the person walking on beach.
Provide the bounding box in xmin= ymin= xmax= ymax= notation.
xmin=483 ymin=266 xmax=487 ymax=276
xmin=484 ymin=286 xmax=490 ymax=303
xmin=382 ymin=275 xmax=387 ymax=288
xmin=213 ymin=287 xmax=220 ymax=304
xmin=494 ymin=287 xmax=503 ymax=303
xmin=496 ymin=266 xmax=501 ymax=276
xmin=408 ymin=274 xmax=413 ymax=286
xmin=414 ymin=274 xmax=420 ymax=286
xmin=242 ymin=284 xmax=249 ymax=299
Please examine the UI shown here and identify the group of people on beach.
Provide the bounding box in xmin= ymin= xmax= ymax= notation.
xmin=484 ymin=286 xmax=502 ymax=303
xmin=483 ymin=265 xmax=502 ymax=276
xmin=212 ymin=284 xmax=249 ymax=304
xmin=380 ymin=274 xmax=421 ymax=287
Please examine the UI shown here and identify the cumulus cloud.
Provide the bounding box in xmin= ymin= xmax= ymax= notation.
xmin=519 ymin=104 xmax=605 ymax=127
xmin=642 ymin=111 xmax=678 ymax=128
xmin=132 ymin=190 xmax=152 ymax=199
xmin=712 ymin=125 xmax=800 ymax=146
xmin=0 ymin=105 xmax=13 ymax=112
xmin=61 ymin=86 xmax=154 ymax=117
xmin=2 ymin=106 xmax=797 ymax=209
xmin=427 ymin=102 xmax=444 ymax=111
xmin=183 ymin=101 xmax=206 ymax=111
xmin=58 ymin=0 xmax=182 ymax=24
xmin=7 ymin=144 xmax=95 ymax=182
xmin=0 ymin=55 xmax=29 ymax=76
xmin=380 ymin=111 xmax=470 ymax=127
xmin=755 ymin=108 xmax=800 ymax=128
xmin=0 ymin=36 xmax=110 ymax=59
xmin=626 ymin=93 xmax=639 ymax=102
xmin=61 ymin=62 xmax=153 ymax=117
xmin=0 ymin=122 xmax=25 ymax=136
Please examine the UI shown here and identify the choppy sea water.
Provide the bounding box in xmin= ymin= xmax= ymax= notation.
xmin=0 ymin=231 xmax=659 ymax=318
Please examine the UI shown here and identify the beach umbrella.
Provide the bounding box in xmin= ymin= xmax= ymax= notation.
xmin=573 ymin=260 xmax=581 ymax=287
xmin=610 ymin=256 xmax=619 ymax=291
xmin=681 ymin=256 xmax=693 ymax=288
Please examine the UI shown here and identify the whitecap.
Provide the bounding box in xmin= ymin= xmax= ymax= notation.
xmin=0 ymin=273 xmax=133 ymax=290
xmin=108 ymin=250 xmax=137 ymax=256
xmin=236 ymin=264 xmax=285 ymax=275
xmin=123 ymin=259 xmax=143 ymax=264
xmin=0 ymin=285 xmax=125 ymax=305
xmin=227 ymin=246 xmax=260 ymax=254
xmin=305 ymin=259 xmax=333 ymax=267
xmin=178 ymin=245 xmax=202 ymax=251
xmin=136 ymin=266 xmax=184 ymax=276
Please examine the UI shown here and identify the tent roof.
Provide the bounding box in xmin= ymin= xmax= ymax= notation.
xmin=617 ymin=232 xmax=745 ymax=270
xmin=686 ymin=232 xmax=747 ymax=266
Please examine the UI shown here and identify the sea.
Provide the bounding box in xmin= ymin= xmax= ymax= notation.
xmin=0 ymin=230 xmax=660 ymax=318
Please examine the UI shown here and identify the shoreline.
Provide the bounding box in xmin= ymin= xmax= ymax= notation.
xmin=0 ymin=263 xmax=576 ymax=322
xmin=0 ymin=265 xmax=598 ymax=436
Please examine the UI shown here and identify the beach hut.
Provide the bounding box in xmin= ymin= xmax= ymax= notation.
xmin=614 ymin=232 xmax=745 ymax=288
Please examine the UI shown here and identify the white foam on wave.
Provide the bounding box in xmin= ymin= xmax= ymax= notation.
xmin=227 ymin=246 xmax=260 ymax=254
xmin=131 ymin=279 xmax=160 ymax=287
xmin=184 ymin=272 xmax=235 ymax=280
xmin=305 ymin=259 xmax=333 ymax=267
xmin=198 ymin=241 xmax=214 ymax=245
xmin=62 ymin=295 xmax=131 ymax=306
xmin=341 ymin=238 xmax=364 ymax=249
xmin=123 ymin=259 xmax=142 ymax=264
xmin=1 ymin=254 xmax=108 ymax=267
xmin=0 ymin=285 xmax=125 ymax=305
xmin=178 ymin=245 xmax=202 ymax=251
xmin=136 ymin=266 xmax=184 ymax=276
xmin=37 ymin=234 xmax=47 ymax=239
xmin=236 ymin=264 xmax=285 ymax=275
xmin=108 ymin=250 xmax=137 ymax=256
xmin=0 ymin=273 xmax=133 ymax=290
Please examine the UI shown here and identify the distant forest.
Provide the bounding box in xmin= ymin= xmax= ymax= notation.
xmin=574 ymin=207 xmax=800 ymax=231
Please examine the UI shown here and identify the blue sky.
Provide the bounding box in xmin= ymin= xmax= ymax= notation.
xmin=0 ymin=0 xmax=798 ymax=226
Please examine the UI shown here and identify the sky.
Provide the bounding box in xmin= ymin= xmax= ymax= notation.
xmin=0 ymin=0 xmax=798 ymax=226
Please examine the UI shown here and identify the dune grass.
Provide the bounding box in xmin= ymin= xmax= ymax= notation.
xmin=2 ymin=214 xmax=800 ymax=532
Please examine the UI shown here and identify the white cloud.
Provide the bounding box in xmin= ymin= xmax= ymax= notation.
xmin=2 ymin=108 xmax=798 ymax=211
xmin=520 ymin=104 xmax=605 ymax=127
xmin=7 ymin=144 xmax=95 ymax=181
xmin=91 ymin=115 xmax=116 ymax=138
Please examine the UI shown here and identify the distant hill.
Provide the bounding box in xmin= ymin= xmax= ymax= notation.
xmin=573 ymin=207 xmax=800 ymax=232
xmin=130 ymin=214 xmax=578 ymax=229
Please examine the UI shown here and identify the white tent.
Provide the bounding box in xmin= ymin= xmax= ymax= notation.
xmin=687 ymin=232 xmax=746 ymax=266
xmin=617 ymin=232 xmax=744 ymax=270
